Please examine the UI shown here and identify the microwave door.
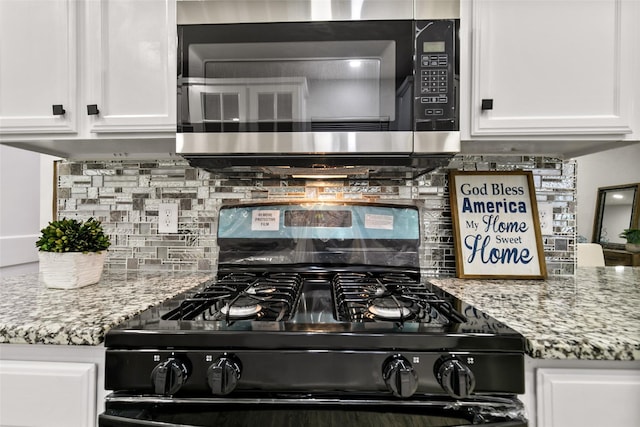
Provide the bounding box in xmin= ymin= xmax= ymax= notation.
xmin=178 ymin=21 xmax=415 ymax=135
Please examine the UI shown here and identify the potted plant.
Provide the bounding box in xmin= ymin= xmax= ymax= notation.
xmin=619 ymin=228 xmax=640 ymax=253
xmin=36 ymin=217 xmax=111 ymax=289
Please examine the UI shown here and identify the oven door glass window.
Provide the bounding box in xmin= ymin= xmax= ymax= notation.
xmin=100 ymin=399 xmax=527 ymax=427
xmin=178 ymin=21 xmax=414 ymax=132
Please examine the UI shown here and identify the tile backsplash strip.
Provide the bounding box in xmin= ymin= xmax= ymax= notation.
xmin=56 ymin=156 xmax=576 ymax=277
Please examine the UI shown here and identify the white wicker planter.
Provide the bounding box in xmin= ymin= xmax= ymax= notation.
xmin=38 ymin=251 xmax=107 ymax=289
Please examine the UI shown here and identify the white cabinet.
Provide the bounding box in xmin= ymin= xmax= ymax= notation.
xmin=83 ymin=0 xmax=176 ymax=134
xmin=0 ymin=0 xmax=176 ymax=159
xmin=0 ymin=360 xmax=96 ymax=427
xmin=0 ymin=0 xmax=78 ymax=135
xmin=536 ymin=368 xmax=640 ymax=427
xmin=0 ymin=344 xmax=106 ymax=427
xmin=461 ymin=0 xmax=639 ymax=155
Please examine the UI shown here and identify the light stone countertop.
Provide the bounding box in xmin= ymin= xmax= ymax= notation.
xmin=0 ymin=271 xmax=210 ymax=345
xmin=1 ymin=267 xmax=638 ymax=361
xmin=431 ymin=267 xmax=640 ymax=361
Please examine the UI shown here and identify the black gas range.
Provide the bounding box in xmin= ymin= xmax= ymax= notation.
xmin=100 ymin=202 xmax=527 ymax=427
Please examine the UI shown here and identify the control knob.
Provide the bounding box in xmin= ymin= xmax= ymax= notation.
xmin=208 ymin=354 xmax=242 ymax=395
xmin=382 ymin=355 xmax=418 ymax=398
xmin=151 ymin=357 xmax=189 ymax=396
xmin=436 ymin=358 xmax=476 ymax=399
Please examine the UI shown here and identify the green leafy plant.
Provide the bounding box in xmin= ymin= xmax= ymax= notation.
xmin=36 ymin=218 xmax=111 ymax=253
xmin=619 ymin=228 xmax=640 ymax=244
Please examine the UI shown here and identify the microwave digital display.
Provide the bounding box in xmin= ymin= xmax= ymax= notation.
xmin=423 ymin=41 xmax=446 ymax=53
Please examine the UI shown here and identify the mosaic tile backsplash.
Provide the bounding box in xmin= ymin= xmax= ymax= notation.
xmin=56 ymin=156 xmax=577 ymax=277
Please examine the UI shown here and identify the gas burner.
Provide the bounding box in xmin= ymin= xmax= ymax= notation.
xmin=162 ymin=271 xmax=303 ymax=322
xmin=368 ymin=298 xmax=413 ymax=320
xmin=220 ymin=302 xmax=262 ymax=319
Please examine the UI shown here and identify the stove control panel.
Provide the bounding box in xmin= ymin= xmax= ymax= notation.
xmin=105 ymin=350 xmax=523 ymax=397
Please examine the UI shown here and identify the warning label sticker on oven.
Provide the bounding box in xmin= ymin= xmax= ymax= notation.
xmin=364 ymin=214 xmax=394 ymax=230
xmin=251 ymin=210 xmax=280 ymax=231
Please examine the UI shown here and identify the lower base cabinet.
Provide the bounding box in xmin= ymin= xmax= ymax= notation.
xmin=536 ymin=368 xmax=640 ymax=427
xmin=0 ymin=360 xmax=96 ymax=427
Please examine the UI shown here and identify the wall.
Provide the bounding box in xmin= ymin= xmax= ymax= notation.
xmin=56 ymin=155 xmax=576 ymax=277
xmin=0 ymin=147 xmax=57 ymax=278
xmin=575 ymin=143 xmax=640 ymax=241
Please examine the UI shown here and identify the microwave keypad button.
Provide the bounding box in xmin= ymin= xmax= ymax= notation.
xmin=421 ymin=97 xmax=441 ymax=104
xmin=426 ymin=109 xmax=434 ymax=115
xmin=438 ymin=96 xmax=448 ymax=103
xmin=434 ymin=109 xmax=444 ymax=115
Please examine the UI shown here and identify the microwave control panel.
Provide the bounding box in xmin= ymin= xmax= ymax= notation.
xmin=414 ymin=20 xmax=459 ymax=131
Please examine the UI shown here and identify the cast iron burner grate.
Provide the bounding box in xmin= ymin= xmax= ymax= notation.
xmin=162 ymin=272 xmax=303 ymax=322
xmin=331 ymin=272 xmax=466 ymax=324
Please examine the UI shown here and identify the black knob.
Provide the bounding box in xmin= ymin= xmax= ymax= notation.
xmin=52 ymin=105 xmax=66 ymax=115
xmin=481 ymin=99 xmax=493 ymax=110
xmin=207 ymin=354 xmax=242 ymax=395
xmin=382 ymin=355 xmax=418 ymax=398
xmin=87 ymin=104 xmax=99 ymax=115
xmin=151 ymin=358 xmax=189 ymax=396
xmin=436 ymin=358 xmax=476 ymax=399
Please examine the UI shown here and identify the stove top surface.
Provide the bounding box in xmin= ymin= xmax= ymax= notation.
xmin=106 ymin=266 xmax=524 ymax=353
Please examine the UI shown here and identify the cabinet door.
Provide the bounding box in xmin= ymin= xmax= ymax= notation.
xmin=0 ymin=0 xmax=77 ymax=134
xmin=0 ymin=360 xmax=96 ymax=427
xmin=84 ymin=0 xmax=176 ymax=133
xmin=537 ymin=368 xmax=640 ymax=427
xmin=468 ymin=0 xmax=634 ymax=138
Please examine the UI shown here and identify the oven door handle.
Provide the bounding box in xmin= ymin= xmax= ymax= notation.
xmin=99 ymin=414 xmax=188 ymax=427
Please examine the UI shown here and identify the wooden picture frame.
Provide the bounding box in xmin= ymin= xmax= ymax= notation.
xmin=448 ymin=170 xmax=547 ymax=279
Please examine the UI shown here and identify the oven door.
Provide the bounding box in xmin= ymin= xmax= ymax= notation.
xmin=99 ymin=394 xmax=527 ymax=427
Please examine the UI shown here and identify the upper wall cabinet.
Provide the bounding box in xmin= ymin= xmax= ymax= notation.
xmin=460 ymin=0 xmax=639 ymax=156
xmin=0 ymin=0 xmax=78 ymax=135
xmin=0 ymin=0 xmax=176 ymax=159
xmin=83 ymin=0 xmax=175 ymax=134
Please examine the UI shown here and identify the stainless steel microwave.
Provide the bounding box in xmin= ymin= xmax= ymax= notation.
xmin=176 ymin=0 xmax=460 ymax=173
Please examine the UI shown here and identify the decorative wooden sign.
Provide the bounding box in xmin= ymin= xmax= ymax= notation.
xmin=449 ymin=170 xmax=547 ymax=279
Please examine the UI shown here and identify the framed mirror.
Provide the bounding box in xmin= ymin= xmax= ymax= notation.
xmin=592 ymin=183 xmax=640 ymax=249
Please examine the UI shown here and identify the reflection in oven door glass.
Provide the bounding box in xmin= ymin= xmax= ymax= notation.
xmin=105 ymin=405 xmax=477 ymax=427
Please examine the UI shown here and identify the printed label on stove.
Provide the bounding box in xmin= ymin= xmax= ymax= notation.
xmin=365 ymin=214 xmax=394 ymax=230
xmin=252 ymin=210 xmax=280 ymax=231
